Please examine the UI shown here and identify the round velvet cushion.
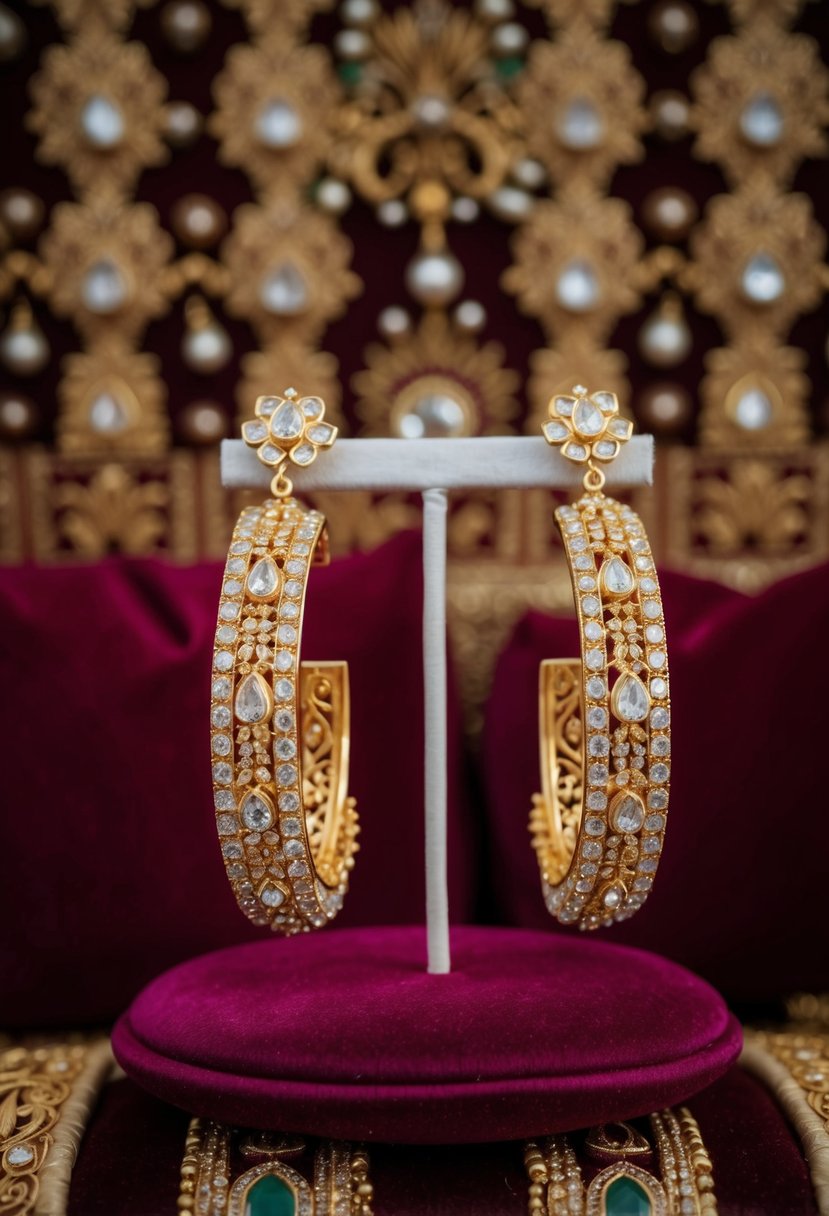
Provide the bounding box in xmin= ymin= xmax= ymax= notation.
xmin=113 ymin=926 xmax=741 ymax=1144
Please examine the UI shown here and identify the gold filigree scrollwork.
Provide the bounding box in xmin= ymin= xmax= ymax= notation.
xmin=516 ymin=19 xmax=648 ymax=189
xmin=57 ymin=343 xmax=169 ymax=456
xmin=328 ymin=1 xmax=519 ymax=209
xmin=503 ymin=189 xmax=644 ymax=343
xmin=0 ymin=1039 xmax=106 ymax=1216
xmin=301 ymin=663 xmax=355 ymax=890
xmin=690 ymin=19 xmax=829 ymax=188
xmin=210 ymin=40 xmax=341 ymax=198
xmin=684 ymin=184 xmax=826 ymax=341
xmin=221 ymin=202 xmax=361 ymax=345
xmin=353 ymin=311 xmax=519 ymax=439
xmin=530 ymin=659 xmax=583 ymax=887
xmin=27 ymin=27 xmax=169 ymax=198
xmin=39 ymin=197 xmax=175 ymax=344
xmin=698 ymin=341 xmax=810 ymax=449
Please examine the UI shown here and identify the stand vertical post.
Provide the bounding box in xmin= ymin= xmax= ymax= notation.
xmin=422 ymin=488 xmax=451 ymax=974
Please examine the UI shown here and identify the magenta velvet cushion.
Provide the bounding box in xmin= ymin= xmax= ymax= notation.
xmin=112 ymin=925 xmax=741 ymax=1143
xmin=482 ymin=562 xmax=829 ymax=1001
xmin=0 ymin=534 xmax=476 ymax=1028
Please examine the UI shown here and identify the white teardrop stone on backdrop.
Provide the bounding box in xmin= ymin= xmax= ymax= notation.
xmin=739 ymin=91 xmax=784 ymax=147
xmin=80 ymin=95 xmax=125 ymax=149
xmin=88 ymin=391 xmax=129 ymax=433
xmin=734 ymin=387 xmax=773 ymax=430
xmin=259 ymin=263 xmax=309 ymax=315
xmin=557 ymin=97 xmax=604 ymax=150
xmin=555 ymin=259 xmax=600 ymax=312
xmin=740 ymin=252 xmax=785 ymax=304
xmin=82 ymin=259 xmax=128 ymax=314
xmin=254 ymin=99 xmax=302 ymax=148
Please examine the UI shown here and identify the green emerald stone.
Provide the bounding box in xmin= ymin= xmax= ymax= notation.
xmin=244 ymin=1174 xmax=296 ymax=1216
xmin=603 ymin=1175 xmax=652 ymax=1216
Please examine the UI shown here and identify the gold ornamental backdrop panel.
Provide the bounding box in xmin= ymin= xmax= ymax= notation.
xmin=0 ymin=0 xmax=828 ymax=713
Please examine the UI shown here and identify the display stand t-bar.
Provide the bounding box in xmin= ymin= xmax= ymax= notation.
xmin=221 ymin=435 xmax=654 ymax=974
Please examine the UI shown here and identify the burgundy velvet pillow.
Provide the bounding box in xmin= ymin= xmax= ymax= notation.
xmin=0 ymin=533 xmax=476 ymax=1027
xmin=482 ymin=562 xmax=829 ymax=1001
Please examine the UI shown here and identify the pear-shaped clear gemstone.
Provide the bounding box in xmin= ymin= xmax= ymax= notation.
xmin=259 ymin=263 xmax=309 ymax=315
xmin=247 ymin=557 xmax=280 ymax=600
xmin=556 ymin=260 xmax=600 ymax=312
xmin=300 ymin=396 xmax=325 ymax=419
xmin=254 ymin=98 xmax=302 ymax=148
xmin=270 ymin=400 xmax=304 ymax=440
xmin=80 ymin=94 xmax=125 ymax=149
xmin=82 ymin=259 xmax=128 ymax=314
xmin=572 ymin=397 xmax=604 ymax=438
xmin=739 ymin=91 xmax=784 ymax=147
xmin=235 ymin=672 xmax=272 ymax=724
xmin=734 ymin=387 xmax=773 ymax=430
xmin=610 ymin=791 xmax=646 ymax=833
xmin=240 ymin=790 xmax=274 ymax=830
xmin=741 ymin=252 xmax=785 ymax=304
xmin=600 ymin=556 xmax=635 ymax=597
xmin=88 ymin=391 xmax=129 ymax=433
xmin=557 ymin=97 xmax=604 ymax=149
xmin=611 ymin=672 xmax=651 ymax=723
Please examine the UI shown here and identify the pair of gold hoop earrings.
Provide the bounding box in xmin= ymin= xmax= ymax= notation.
xmin=210 ymin=386 xmax=669 ymax=934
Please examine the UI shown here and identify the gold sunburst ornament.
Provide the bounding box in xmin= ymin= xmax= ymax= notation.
xmin=242 ymin=387 xmax=338 ymax=498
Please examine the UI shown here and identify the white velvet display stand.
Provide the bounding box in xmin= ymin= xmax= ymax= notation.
xmin=222 ymin=435 xmax=654 ymax=974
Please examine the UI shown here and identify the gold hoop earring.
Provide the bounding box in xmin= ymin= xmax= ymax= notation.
xmin=530 ymin=387 xmax=670 ymax=929
xmin=211 ymin=389 xmax=358 ymax=933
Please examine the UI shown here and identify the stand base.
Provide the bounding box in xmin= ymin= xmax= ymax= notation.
xmin=112 ymin=926 xmax=741 ymax=1144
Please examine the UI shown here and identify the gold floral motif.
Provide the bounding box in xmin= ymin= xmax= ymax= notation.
xmin=221 ymin=201 xmax=361 ymax=344
xmin=722 ymin=0 xmax=809 ymax=26
xmin=516 ymin=20 xmax=647 ymax=188
xmin=27 ymin=27 xmax=169 ymax=197
xmin=699 ymin=341 xmax=810 ymax=449
xmin=54 ymin=463 xmax=169 ymax=556
xmin=524 ymin=0 xmax=618 ymax=30
xmin=690 ymin=19 xmax=829 ymax=187
xmin=236 ymin=345 xmax=343 ymax=432
xmin=219 ymin=0 xmax=334 ymax=36
xmin=328 ymin=0 xmax=518 ymax=208
xmin=685 ymin=184 xmax=826 ymax=340
xmin=29 ymin=0 xmax=154 ymax=32
xmin=57 ymin=343 xmax=169 ymax=456
xmin=39 ymin=197 xmax=175 ymax=342
xmin=503 ymin=190 xmax=644 ymax=342
xmin=353 ymin=311 xmax=519 ymax=437
xmin=210 ymin=40 xmax=340 ymax=198
xmin=526 ymin=341 xmax=630 ymax=433
xmin=693 ymin=458 xmax=811 ymax=555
